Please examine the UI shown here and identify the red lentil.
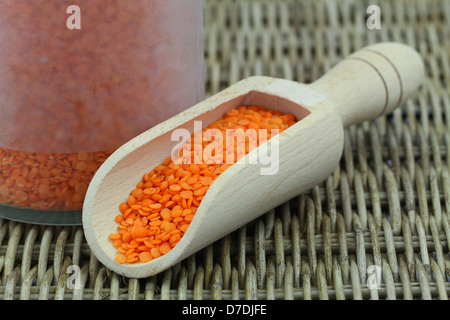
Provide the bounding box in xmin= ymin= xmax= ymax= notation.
xmin=110 ymin=105 xmax=297 ymax=264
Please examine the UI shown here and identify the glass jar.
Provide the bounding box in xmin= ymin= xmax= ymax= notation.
xmin=0 ymin=1 xmax=205 ymax=214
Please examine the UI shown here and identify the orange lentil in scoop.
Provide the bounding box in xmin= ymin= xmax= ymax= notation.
xmin=110 ymin=105 xmax=297 ymax=264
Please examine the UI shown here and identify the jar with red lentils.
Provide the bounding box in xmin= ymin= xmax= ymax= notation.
xmin=0 ymin=1 xmax=205 ymax=220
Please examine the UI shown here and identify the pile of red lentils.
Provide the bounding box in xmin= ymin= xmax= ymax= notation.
xmin=0 ymin=149 xmax=111 ymax=211
xmin=110 ymin=105 xmax=297 ymax=264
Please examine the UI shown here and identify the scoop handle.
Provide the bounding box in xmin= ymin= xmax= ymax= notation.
xmin=310 ymin=42 xmax=424 ymax=127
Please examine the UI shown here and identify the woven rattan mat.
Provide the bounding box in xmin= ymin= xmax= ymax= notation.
xmin=1 ymin=0 xmax=450 ymax=300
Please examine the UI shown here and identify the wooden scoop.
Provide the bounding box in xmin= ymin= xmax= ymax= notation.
xmin=82 ymin=42 xmax=424 ymax=278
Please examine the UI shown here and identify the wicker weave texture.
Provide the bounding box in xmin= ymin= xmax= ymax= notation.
xmin=1 ymin=0 xmax=449 ymax=300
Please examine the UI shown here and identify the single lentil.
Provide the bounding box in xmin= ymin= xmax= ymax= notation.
xmin=111 ymin=105 xmax=297 ymax=264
